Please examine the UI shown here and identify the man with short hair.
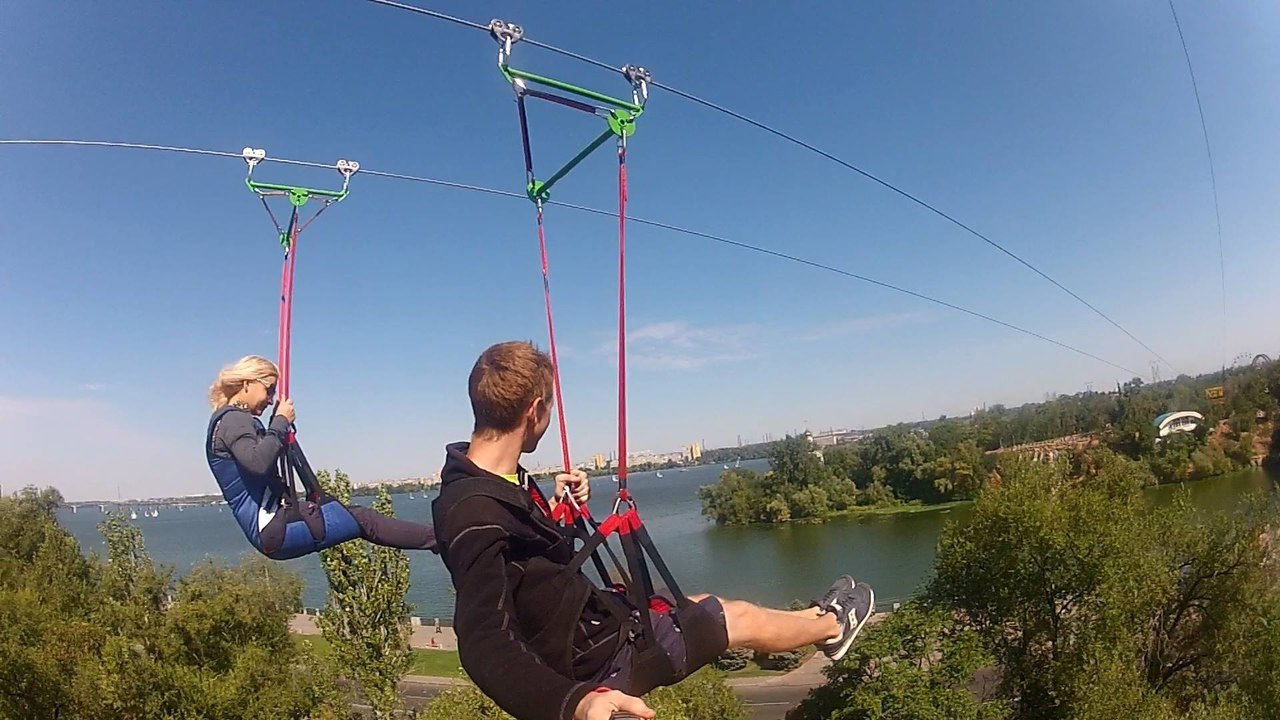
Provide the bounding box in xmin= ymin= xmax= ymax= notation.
xmin=433 ymin=341 xmax=874 ymax=720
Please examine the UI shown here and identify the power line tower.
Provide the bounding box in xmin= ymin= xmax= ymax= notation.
xmin=1150 ymin=361 xmax=1162 ymax=384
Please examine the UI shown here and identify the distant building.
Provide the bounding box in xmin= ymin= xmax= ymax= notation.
xmin=1154 ymin=411 xmax=1204 ymax=438
xmin=810 ymin=428 xmax=867 ymax=447
xmin=592 ymin=454 xmax=607 ymax=471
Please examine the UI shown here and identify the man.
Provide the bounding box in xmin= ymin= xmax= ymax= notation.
xmin=433 ymin=342 xmax=874 ymax=720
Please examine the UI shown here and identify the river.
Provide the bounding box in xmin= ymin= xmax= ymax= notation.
xmin=57 ymin=462 xmax=1274 ymax=620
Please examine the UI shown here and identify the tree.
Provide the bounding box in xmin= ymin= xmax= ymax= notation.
xmin=772 ymin=434 xmax=830 ymax=488
xmin=0 ymin=486 xmax=344 ymax=720
xmin=698 ymin=468 xmax=764 ymax=525
xmin=791 ymin=603 xmax=1005 ymax=720
xmin=929 ymin=456 xmax=1276 ymax=719
xmin=316 ymin=469 xmax=413 ymax=719
xmin=422 ymin=669 xmax=746 ymax=720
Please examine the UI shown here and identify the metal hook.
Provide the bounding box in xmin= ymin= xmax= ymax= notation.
xmin=335 ymin=159 xmax=359 ymax=193
xmin=335 ymin=159 xmax=360 ymax=177
xmin=489 ymin=19 xmax=523 ymax=65
xmin=242 ymin=147 xmax=266 ymax=176
xmin=621 ymin=65 xmax=651 ymax=107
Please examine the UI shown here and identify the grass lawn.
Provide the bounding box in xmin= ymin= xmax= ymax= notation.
xmin=837 ymin=499 xmax=971 ymax=517
xmin=408 ymin=649 xmax=465 ymax=678
xmin=294 ymin=635 xmax=465 ymax=679
xmin=294 ymin=635 xmax=814 ymax=680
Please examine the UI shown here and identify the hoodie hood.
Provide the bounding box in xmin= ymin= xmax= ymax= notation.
xmin=441 ymin=441 xmax=492 ymax=484
xmin=440 ymin=441 xmax=550 ymax=515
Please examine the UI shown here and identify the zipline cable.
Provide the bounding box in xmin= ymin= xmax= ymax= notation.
xmin=1166 ymin=0 xmax=1227 ymax=379
xmin=359 ymin=0 xmax=1180 ymax=376
xmin=0 ymin=138 xmax=1142 ymax=377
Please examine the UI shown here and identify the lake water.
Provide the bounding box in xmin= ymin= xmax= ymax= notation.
xmin=57 ymin=462 xmax=1274 ymax=621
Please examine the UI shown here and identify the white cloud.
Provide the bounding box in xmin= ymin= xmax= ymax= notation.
xmin=799 ymin=311 xmax=930 ymax=341
xmin=0 ymin=395 xmax=200 ymax=502
xmin=598 ymin=321 xmax=760 ymax=370
xmin=589 ymin=314 xmax=929 ymax=370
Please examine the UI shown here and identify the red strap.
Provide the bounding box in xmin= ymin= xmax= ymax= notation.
xmin=597 ymin=513 xmax=623 ymax=537
xmin=536 ymin=205 xmax=573 ymax=474
xmin=277 ymin=214 xmax=300 ymax=447
xmin=616 ymin=145 xmax=629 ymax=490
xmin=550 ymin=497 xmax=572 ymax=523
xmin=648 ymin=596 xmax=674 ymax=614
xmin=530 ymin=487 xmax=551 ymax=516
xmin=279 ymin=213 xmax=301 ymax=399
xmin=550 ymin=497 xmax=593 ymax=524
xmin=596 ymin=508 xmax=641 ymax=538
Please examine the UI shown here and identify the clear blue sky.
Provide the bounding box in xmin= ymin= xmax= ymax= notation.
xmin=4 ymin=1 xmax=1279 ymax=501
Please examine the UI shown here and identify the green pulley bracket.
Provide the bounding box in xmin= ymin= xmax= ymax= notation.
xmin=490 ymin=19 xmax=650 ymax=204
xmin=243 ymin=148 xmax=359 ymax=249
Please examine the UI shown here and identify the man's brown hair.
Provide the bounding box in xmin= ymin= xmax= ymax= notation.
xmin=469 ymin=341 xmax=556 ymax=437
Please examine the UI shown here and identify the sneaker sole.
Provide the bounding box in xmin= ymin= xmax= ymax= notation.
xmin=826 ymin=585 xmax=874 ymax=663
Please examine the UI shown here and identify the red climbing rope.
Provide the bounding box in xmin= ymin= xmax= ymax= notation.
xmin=536 ymin=203 xmax=574 ymax=474
xmin=616 ymin=142 xmax=629 ymax=494
xmin=278 ymin=213 xmax=299 ymax=401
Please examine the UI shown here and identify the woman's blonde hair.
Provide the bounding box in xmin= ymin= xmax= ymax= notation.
xmin=208 ymin=355 xmax=279 ymax=409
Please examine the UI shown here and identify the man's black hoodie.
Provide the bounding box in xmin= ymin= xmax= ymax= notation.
xmin=433 ymin=442 xmax=631 ymax=720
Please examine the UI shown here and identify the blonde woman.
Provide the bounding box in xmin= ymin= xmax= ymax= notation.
xmin=206 ymin=355 xmax=436 ymax=559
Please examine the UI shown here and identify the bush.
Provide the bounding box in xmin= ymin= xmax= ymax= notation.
xmin=755 ymin=650 xmax=803 ymax=671
xmin=421 ymin=669 xmax=746 ymax=720
xmin=647 ymin=669 xmax=746 ymax=720
xmin=418 ymin=683 xmax=513 ymax=719
xmin=711 ymin=647 xmax=753 ymax=672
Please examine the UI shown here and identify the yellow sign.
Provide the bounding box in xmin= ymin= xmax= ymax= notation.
xmin=1205 ymin=386 xmax=1225 ymax=400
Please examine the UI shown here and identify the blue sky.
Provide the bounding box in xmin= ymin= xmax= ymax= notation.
xmin=4 ymin=1 xmax=1280 ymax=501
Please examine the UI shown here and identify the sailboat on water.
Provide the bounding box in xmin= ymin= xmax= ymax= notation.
xmin=129 ymin=509 xmax=138 ymax=520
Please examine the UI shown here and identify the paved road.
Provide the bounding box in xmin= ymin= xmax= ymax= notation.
xmin=332 ymin=612 xmax=883 ymax=719
xmin=392 ymin=681 xmax=814 ymax=720
xmin=392 ymin=653 xmax=833 ymax=720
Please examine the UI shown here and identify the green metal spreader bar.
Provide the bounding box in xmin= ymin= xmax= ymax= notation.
xmin=502 ymin=66 xmax=644 ymax=114
xmin=529 ymin=127 xmax=617 ymax=202
xmin=245 ymin=179 xmax=349 ymax=208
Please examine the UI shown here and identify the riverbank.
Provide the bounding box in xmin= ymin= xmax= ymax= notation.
xmin=832 ymin=499 xmax=970 ymax=520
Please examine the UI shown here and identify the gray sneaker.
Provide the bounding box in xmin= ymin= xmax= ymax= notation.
xmin=815 ymin=580 xmax=874 ymax=662
xmin=810 ymin=575 xmax=855 ymax=613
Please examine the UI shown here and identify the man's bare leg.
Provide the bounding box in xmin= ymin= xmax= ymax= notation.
xmin=689 ymin=593 xmax=840 ymax=654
